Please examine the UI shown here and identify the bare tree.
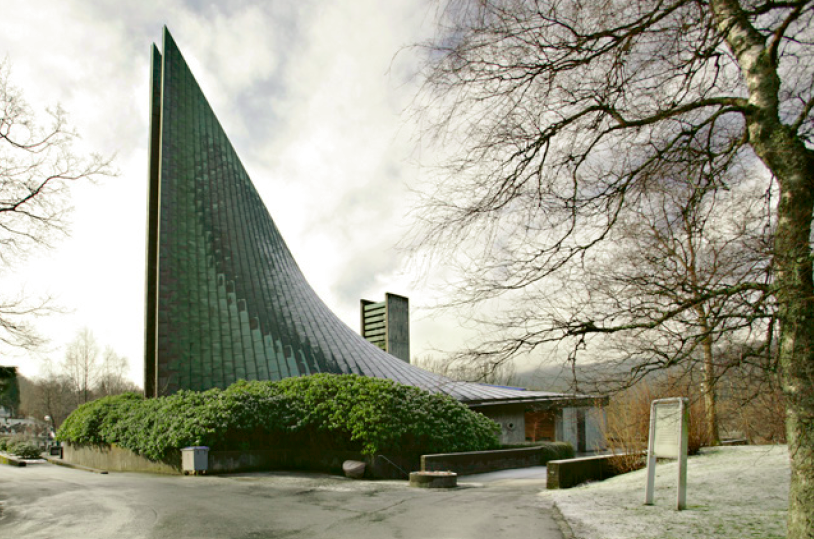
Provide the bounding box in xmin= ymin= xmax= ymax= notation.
xmin=413 ymin=1 xmax=814 ymax=535
xmin=63 ymin=328 xmax=99 ymax=406
xmin=19 ymin=362 xmax=76 ymax=429
xmin=571 ymin=172 xmax=773 ymax=443
xmin=19 ymin=342 xmax=138 ymax=429
xmin=715 ymin=351 xmax=787 ymax=443
xmin=0 ymin=59 xmax=113 ymax=350
xmin=417 ymin=353 xmax=520 ymax=385
xmin=97 ymin=346 xmax=136 ymax=397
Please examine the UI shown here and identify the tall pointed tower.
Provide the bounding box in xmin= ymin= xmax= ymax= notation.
xmin=143 ymin=28 xmax=571 ymax=415
xmin=144 ymin=28 xmax=444 ymax=397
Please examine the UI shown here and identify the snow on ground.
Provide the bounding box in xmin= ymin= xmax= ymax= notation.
xmin=542 ymin=446 xmax=789 ymax=539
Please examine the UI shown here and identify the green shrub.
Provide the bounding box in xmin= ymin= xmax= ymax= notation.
xmin=273 ymin=375 xmax=500 ymax=455
xmin=57 ymin=375 xmax=501 ymax=461
xmin=539 ymin=441 xmax=575 ymax=463
xmin=58 ymin=392 xmax=144 ymax=445
xmin=11 ymin=441 xmax=42 ymax=459
xmin=0 ymin=436 xmax=9 ymax=451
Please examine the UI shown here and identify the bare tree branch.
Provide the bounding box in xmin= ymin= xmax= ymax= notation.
xmin=411 ymin=1 xmax=813 ymax=532
xmin=0 ymin=59 xmax=114 ymax=350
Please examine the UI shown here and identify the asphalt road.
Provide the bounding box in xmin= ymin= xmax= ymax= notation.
xmin=0 ymin=462 xmax=564 ymax=539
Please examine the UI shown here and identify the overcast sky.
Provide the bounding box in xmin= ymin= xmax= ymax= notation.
xmin=0 ymin=0 xmax=485 ymax=383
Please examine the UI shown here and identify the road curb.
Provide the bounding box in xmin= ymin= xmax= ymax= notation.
xmin=0 ymin=452 xmax=26 ymax=467
xmin=551 ymin=501 xmax=578 ymax=539
xmin=45 ymin=456 xmax=108 ymax=474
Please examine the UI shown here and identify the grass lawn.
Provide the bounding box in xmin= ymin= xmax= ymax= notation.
xmin=542 ymin=446 xmax=789 ymax=539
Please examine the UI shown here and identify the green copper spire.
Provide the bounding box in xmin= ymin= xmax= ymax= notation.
xmin=144 ymin=28 xmax=567 ymax=409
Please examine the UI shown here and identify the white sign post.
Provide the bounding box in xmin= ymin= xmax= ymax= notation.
xmin=644 ymin=397 xmax=689 ymax=510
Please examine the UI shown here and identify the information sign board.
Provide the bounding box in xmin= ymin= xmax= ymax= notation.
xmin=654 ymin=401 xmax=682 ymax=458
xmin=644 ymin=397 xmax=689 ymax=510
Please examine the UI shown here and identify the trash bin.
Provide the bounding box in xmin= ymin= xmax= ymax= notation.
xmin=181 ymin=446 xmax=209 ymax=475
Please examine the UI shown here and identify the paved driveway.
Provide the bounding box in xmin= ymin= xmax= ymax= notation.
xmin=1 ymin=462 xmax=563 ymax=539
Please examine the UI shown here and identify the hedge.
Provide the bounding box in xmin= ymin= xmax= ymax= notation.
xmin=539 ymin=441 xmax=575 ymax=463
xmin=57 ymin=374 xmax=501 ymax=461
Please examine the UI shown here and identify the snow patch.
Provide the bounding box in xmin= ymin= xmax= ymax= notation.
xmin=542 ymin=446 xmax=788 ymax=539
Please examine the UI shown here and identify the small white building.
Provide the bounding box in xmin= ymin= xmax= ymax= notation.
xmin=469 ymin=391 xmax=609 ymax=451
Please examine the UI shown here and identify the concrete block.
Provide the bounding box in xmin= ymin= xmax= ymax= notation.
xmin=547 ymin=454 xmax=635 ymax=489
xmin=422 ymin=447 xmax=542 ymax=475
xmin=410 ymin=471 xmax=457 ymax=488
xmin=0 ymin=453 xmax=25 ymax=467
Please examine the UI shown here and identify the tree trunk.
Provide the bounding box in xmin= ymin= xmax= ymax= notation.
xmin=701 ymin=334 xmax=720 ymax=446
xmin=709 ymin=1 xmax=814 ymax=534
xmin=773 ymin=159 xmax=814 ymax=539
xmin=750 ymin=87 xmax=814 ymax=539
xmin=694 ymin=303 xmax=720 ymax=445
